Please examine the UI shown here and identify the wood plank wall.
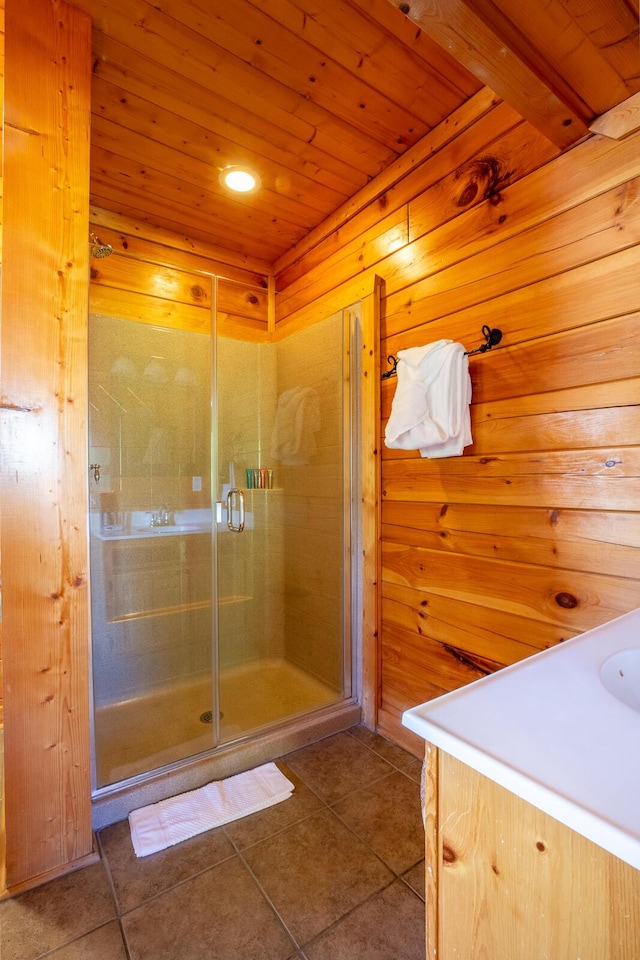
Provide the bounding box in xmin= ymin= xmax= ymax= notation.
xmin=0 ymin=0 xmax=4 ymax=730
xmin=1 ymin=0 xmax=96 ymax=893
xmin=88 ymin=211 xmax=271 ymax=339
xmin=273 ymin=90 xmax=640 ymax=755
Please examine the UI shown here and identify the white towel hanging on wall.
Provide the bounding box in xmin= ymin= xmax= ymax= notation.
xmin=384 ymin=340 xmax=472 ymax=458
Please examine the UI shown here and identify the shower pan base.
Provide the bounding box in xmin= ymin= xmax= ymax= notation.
xmin=93 ymin=657 xmax=351 ymax=821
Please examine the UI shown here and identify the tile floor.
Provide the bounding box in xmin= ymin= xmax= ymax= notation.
xmin=1 ymin=726 xmax=426 ymax=960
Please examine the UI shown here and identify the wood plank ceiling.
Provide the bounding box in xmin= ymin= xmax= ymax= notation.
xmin=75 ymin=0 xmax=640 ymax=267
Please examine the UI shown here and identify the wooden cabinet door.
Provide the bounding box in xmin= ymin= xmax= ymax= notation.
xmin=426 ymin=749 xmax=640 ymax=960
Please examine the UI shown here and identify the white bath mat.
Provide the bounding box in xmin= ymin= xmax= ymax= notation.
xmin=129 ymin=762 xmax=295 ymax=857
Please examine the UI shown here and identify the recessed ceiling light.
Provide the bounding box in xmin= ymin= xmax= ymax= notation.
xmin=219 ymin=166 xmax=261 ymax=193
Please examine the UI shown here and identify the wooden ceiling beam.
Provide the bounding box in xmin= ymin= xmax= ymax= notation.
xmin=387 ymin=0 xmax=590 ymax=149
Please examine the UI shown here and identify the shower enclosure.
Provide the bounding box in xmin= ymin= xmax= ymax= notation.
xmin=88 ymin=300 xmax=356 ymax=792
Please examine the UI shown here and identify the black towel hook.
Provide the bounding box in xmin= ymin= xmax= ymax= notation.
xmin=465 ymin=325 xmax=502 ymax=356
xmin=381 ymin=355 xmax=399 ymax=379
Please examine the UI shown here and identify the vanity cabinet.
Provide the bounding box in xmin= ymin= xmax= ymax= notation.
xmin=424 ymin=744 xmax=640 ymax=959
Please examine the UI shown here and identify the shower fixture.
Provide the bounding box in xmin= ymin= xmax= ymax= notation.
xmin=90 ymin=233 xmax=113 ymax=258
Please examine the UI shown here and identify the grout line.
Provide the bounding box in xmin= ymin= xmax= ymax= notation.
xmin=95 ymin=830 xmax=135 ymax=960
xmin=117 ymin=916 xmax=134 ymax=960
xmin=31 ymin=919 xmax=128 ymax=960
xmin=109 ymin=851 xmax=239 ymax=919
xmin=97 ymin=822 xmax=238 ymax=918
xmin=327 ymin=793 xmax=419 ymax=880
xmin=399 ymin=870 xmax=426 ymax=903
xmin=232 ymin=841 xmax=302 ymax=954
xmin=295 ymin=875 xmax=401 ymax=954
xmin=9 ymin=724 xmax=425 ymax=960
xmin=344 ymin=726 xmax=423 ymax=781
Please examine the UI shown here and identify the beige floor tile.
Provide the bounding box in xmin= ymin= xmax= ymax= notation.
xmin=0 ymin=726 xmax=425 ymax=960
xmin=122 ymin=856 xmax=295 ymax=960
xmin=0 ymin=863 xmax=116 ymax=960
xmin=283 ymin=731 xmax=393 ymax=804
xmin=332 ymin=771 xmax=424 ymax=874
xmin=223 ymin=763 xmax=324 ymax=850
xmin=348 ymin=726 xmax=424 ymax=782
xmin=303 ymin=880 xmax=425 ymax=960
xmin=98 ymin=818 xmax=235 ymax=913
xmin=242 ymin=809 xmax=394 ymax=946
xmin=46 ymin=921 xmax=128 ymax=959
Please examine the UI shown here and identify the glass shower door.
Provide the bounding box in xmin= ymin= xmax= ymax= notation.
xmin=215 ymin=310 xmax=351 ymax=741
xmin=89 ymin=314 xmax=216 ymax=788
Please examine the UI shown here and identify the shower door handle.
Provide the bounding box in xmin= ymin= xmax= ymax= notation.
xmin=226 ymin=488 xmax=245 ymax=533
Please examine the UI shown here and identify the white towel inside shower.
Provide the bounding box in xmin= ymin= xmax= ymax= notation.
xmin=129 ymin=762 xmax=295 ymax=857
xmin=271 ymin=385 xmax=321 ymax=465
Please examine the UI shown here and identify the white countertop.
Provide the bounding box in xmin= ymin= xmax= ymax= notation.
xmin=402 ymin=607 xmax=640 ymax=871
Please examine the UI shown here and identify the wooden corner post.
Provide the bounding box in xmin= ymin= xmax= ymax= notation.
xmin=1 ymin=0 xmax=96 ymax=894
xmin=360 ymin=276 xmax=383 ymax=729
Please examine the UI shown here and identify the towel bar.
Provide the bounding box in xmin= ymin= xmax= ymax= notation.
xmin=382 ymin=325 xmax=502 ymax=379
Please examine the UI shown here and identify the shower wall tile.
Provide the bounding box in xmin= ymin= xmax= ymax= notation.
xmin=97 ymin=636 xmax=209 ymax=706
xmin=217 ymin=532 xmax=253 ymax=603
xmin=284 ymin=495 xmax=342 ymax=536
xmin=218 ymin=598 xmax=255 ymax=667
xmin=217 ymin=338 xmax=277 ymax=488
xmin=92 ymin=600 xmax=211 ymax=707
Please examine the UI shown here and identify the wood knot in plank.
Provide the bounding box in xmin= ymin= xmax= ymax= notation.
xmin=442 ymin=844 xmax=457 ymax=864
xmin=454 ymin=156 xmax=510 ymax=208
xmin=555 ymin=592 xmax=578 ymax=609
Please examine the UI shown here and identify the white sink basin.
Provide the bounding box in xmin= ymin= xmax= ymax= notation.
xmin=131 ymin=523 xmax=210 ymax=536
xmin=600 ymin=648 xmax=640 ymax=713
xmin=402 ymin=607 xmax=640 ymax=871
